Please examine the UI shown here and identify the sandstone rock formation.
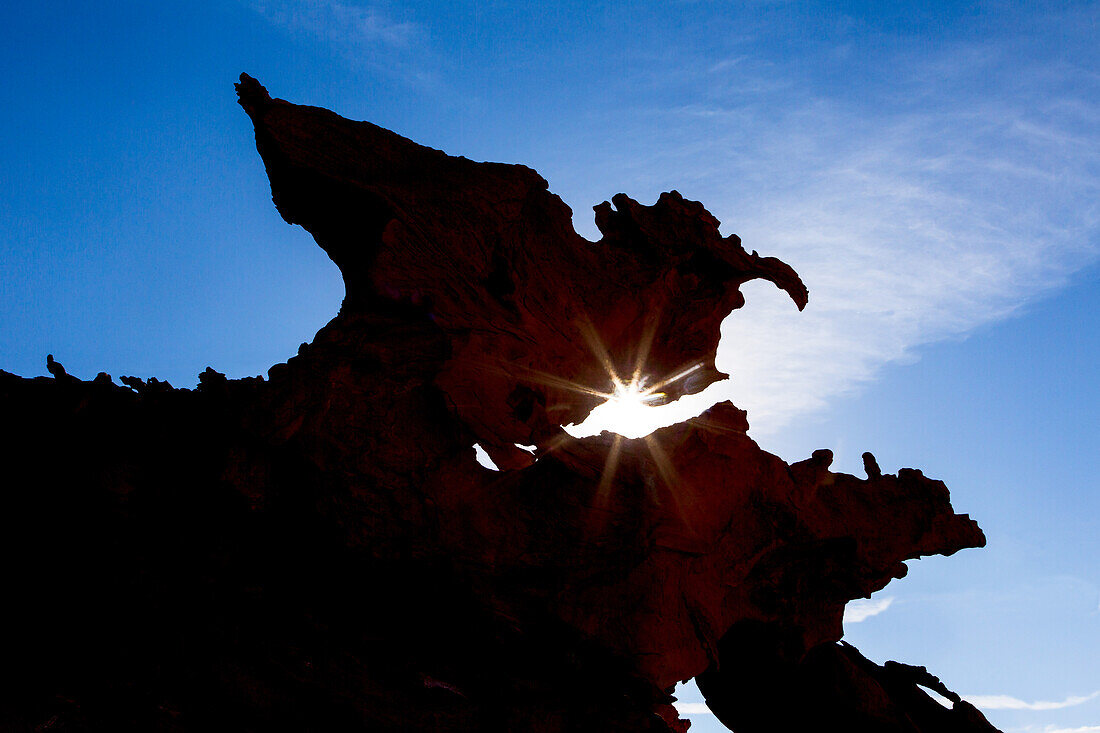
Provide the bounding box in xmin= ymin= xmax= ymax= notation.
xmin=0 ymin=75 xmax=998 ymax=732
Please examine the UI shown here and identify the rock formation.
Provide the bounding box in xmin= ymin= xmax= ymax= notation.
xmin=0 ymin=75 xmax=998 ymax=732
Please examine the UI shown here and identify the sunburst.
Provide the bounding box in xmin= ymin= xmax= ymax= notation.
xmin=485 ymin=314 xmax=730 ymax=524
xmin=533 ymin=317 xmax=711 ymax=511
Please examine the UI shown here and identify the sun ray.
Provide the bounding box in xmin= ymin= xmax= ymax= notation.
xmin=539 ymin=430 xmax=579 ymax=456
xmin=644 ymin=434 xmax=679 ymax=491
xmin=643 ymin=362 xmax=703 ymax=396
xmin=683 ymin=416 xmax=748 ymax=437
xmin=645 ymin=434 xmax=691 ymax=523
xmin=630 ymin=308 xmax=662 ymax=388
xmin=595 ymin=433 xmax=624 ymax=508
xmin=508 ymin=363 xmax=614 ymax=399
xmin=577 ymin=317 xmax=625 ymax=393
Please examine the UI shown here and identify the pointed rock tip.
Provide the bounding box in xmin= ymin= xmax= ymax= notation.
xmin=235 ymin=73 xmax=272 ymax=117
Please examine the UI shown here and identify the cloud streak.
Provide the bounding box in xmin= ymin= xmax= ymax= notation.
xmin=673 ymin=701 xmax=713 ymax=715
xmin=572 ymin=20 xmax=1100 ymax=439
xmin=715 ymin=86 xmax=1100 ymax=435
xmin=673 ymin=689 xmax=1100 ymax=720
xmin=844 ymin=596 xmax=894 ymax=624
xmin=249 ymin=1 xmax=418 ymax=53
xmin=965 ymin=690 xmax=1100 ymax=711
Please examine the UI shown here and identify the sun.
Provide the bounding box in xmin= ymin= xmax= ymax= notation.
xmin=512 ymin=319 xmax=717 ymax=516
xmin=612 ymin=379 xmax=666 ymax=408
xmin=513 ymin=317 xmax=710 ymax=442
xmin=581 ymin=379 xmax=666 ymax=439
xmin=563 ymin=362 xmax=705 ymax=440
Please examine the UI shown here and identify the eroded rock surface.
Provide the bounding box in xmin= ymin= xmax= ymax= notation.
xmin=0 ymin=75 xmax=996 ymax=732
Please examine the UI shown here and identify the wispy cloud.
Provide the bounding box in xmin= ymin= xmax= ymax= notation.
xmin=249 ymin=1 xmax=418 ymax=53
xmin=245 ymin=0 xmax=435 ymax=86
xmin=713 ymin=91 xmax=1100 ymax=435
xmin=676 ymin=690 xmax=1100 ymax=721
xmin=673 ymin=701 xmax=713 ymax=715
xmin=844 ymin=596 xmax=894 ymax=624
xmin=1041 ymin=726 xmax=1100 ymax=733
xmin=573 ymin=25 xmax=1100 ymax=440
xmin=966 ymin=690 xmax=1100 ymax=711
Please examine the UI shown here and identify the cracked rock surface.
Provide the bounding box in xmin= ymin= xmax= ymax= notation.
xmin=0 ymin=75 xmax=997 ymax=732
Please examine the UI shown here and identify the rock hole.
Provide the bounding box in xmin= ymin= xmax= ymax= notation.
xmin=472 ymin=443 xmax=499 ymax=471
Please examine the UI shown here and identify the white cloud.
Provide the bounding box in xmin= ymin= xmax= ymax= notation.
xmin=672 ymin=682 xmax=1100 ymax=723
xmin=249 ymin=1 xmax=418 ymax=50
xmin=674 ymin=688 xmax=1100 ymax=723
xmin=571 ymin=35 xmax=1100 ymax=440
xmin=966 ymin=690 xmax=1100 ymax=711
xmin=714 ymin=94 xmax=1099 ymax=436
xmin=843 ymin=596 xmax=894 ymax=624
xmin=1042 ymin=726 xmax=1100 ymax=733
xmin=673 ymin=701 xmax=714 ymax=715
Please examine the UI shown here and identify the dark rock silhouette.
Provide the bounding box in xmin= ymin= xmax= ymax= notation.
xmin=46 ymin=353 xmax=77 ymax=384
xmin=864 ymin=450 xmax=883 ymax=479
xmin=698 ymin=624 xmax=999 ymax=732
xmin=0 ymin=75 xmax=998 ymax=732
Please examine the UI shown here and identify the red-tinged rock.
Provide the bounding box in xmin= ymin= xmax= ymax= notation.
xmin=0 ymin=76 xmax=995 ymax=732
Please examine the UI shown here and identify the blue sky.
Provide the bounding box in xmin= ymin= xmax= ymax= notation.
xmin=1 ymin=2 xmax=1097 ymax=731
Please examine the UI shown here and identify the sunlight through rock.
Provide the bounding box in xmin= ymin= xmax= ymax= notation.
xmin=472 ymin=443 xmax=499 ymax=471
xmin=565 ymin=365 xmax=723 ymax=439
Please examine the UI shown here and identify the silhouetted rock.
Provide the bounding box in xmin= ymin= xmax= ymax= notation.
xmin=864 ymin=450 xmax=883 ymax=479
xmin=119 ymin=374 xmax=145 ymax=392
xmin=0 ymin=75 xmax=995 ymax=732
xmin=45 ymin=353 xmax=77 ymax=384
xmin=698 ymin=628 xmax=998 ymax=732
